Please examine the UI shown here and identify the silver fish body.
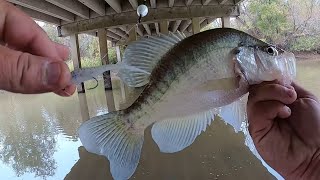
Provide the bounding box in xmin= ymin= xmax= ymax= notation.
xmin=77 ymin=28 xmax=296 ymax=180
xmin=127 ymin=31 xmax=255 ymax=128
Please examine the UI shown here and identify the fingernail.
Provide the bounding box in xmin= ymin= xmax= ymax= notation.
xmin=286 ymin=106 xmax=291 ymax=114
xmin=46 ymin=62 xmax=61 ymax=85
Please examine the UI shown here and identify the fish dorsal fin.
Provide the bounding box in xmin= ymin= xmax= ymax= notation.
xmin=119 ymin=32 xmax=186 ymax=87
xmin=151 ymin=110 xmax=216 ymax=153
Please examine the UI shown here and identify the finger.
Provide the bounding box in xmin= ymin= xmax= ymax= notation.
xmin=55 ymin=43 xmax=70 ymax=61
xmin=248 ymin=101 xmax=291 ymax=137
xmin=0 ymin=45 xmax=72 ymax=94
xmin=291 ymin=82 xmax=318 ymax=100
xmin=250 ymin=80 xmax=295 ymax=90
xmin=0 ymin=2 xmax=68 ymax=60
xmin=248 ymin=83 xmax=297 ymax=106
xmin=54 ymin=85 xmax=76 ymax=97
xmin=249 ymin=101 xmax=291 ymax=120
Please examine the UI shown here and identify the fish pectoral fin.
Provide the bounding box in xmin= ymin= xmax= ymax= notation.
xmin=219 ymin=95 xmax=248 ymax=132
xmin=119 ymin=31 xmax=186 ymax=88
xmin=151 ymin=110 xmax=216 ymax=153
xmin=78 ymin=112 xmax=144 ymax=180
xmin=197 ymin=77 xmax=239 ymax=92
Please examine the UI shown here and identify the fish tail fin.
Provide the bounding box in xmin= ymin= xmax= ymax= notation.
xmin=78 ymin=112 xmax=144 ymax=180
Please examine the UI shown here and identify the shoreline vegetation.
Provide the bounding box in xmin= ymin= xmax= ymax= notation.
xmin=294 ymin=51 xmax=320 ymax=61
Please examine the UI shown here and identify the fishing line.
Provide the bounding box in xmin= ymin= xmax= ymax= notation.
xmin=87 ymin=77 xmax=99 ymax=90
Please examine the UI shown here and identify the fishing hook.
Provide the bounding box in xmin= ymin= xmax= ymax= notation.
xmin=87 ymin=77 xmax=99 ymax=90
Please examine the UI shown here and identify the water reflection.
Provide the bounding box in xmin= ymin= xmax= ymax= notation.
xmin=0 ymin=92 xmax=83 ymax=179
xmin=66 ymin=120 xmax=274 ymax=180
xmin=0 ymin=59 xmax=318 ymax=179
xmin=0 ymin=95 xmax=57 ymax=178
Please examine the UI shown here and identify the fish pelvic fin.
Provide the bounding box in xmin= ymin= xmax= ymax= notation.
xmin=119 ymin=31 xmax=186 ymax=88
xmin=151 ymin=109 xmax=217 ymax=153
xmin=219 ymin=95 xmax=248 ymax=133
xmin=78 ymin=112 xmax=144 ymax=180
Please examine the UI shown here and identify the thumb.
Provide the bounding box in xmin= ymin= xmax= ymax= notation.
xmin=0 ymin=45 xmax=71 ymax=94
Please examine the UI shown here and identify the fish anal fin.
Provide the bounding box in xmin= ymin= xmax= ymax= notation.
xmin=151 ymin=110 xmax=216 ymax=153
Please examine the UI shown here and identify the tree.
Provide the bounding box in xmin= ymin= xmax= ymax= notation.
xmin=39 ymin=23 xmax=120 ymax=67
xmin=238 ymin=0 xmax=291 ymax=44
xmin=236 ymin=0 xmax=320 ymax=51
xmin=40 ymin=23 xmax=69 ymax=47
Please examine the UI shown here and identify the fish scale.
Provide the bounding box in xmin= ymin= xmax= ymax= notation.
xmin=76 ymin=28 xmax=296 ymax=180
xmin=128 ymin=47 xmax=238 ymax=126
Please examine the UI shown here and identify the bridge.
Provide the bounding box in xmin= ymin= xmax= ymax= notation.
xmin=7 ymin=0 xmax=243 ymax=120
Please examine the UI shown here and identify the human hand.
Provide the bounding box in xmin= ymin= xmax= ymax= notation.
xmin=0 ymin=1 xmax=76 ymax=96
xmin=247 ymin=82 xmax=320 ymax=179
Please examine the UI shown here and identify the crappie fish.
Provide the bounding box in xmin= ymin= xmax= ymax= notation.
xmin=74 ymin=28 xmax=296 ymax=180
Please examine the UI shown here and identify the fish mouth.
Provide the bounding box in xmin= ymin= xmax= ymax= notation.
xmin=233 ymin=45 xmax=296 ymax=85
xmin=276 ymin=51 xmax=297 ymax=84
xmin=256 ymin=50 xmax=297 ymax=84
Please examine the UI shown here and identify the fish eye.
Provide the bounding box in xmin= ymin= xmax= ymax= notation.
xmin=266 ymin=46 xmax=278 ymax=56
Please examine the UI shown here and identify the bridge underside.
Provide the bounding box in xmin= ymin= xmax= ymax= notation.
xmin=6 ymin=0 xmax=242 ymax=116
xmin=7 ymin=0 xmax=241 ymax=44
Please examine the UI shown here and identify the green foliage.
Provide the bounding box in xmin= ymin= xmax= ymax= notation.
xmin=83 ymin=35 xmax=100 ymax=59
xmin=66 ymin=57 xmax=101 ymax=71
xmin=289 ymin=35 xmax=320 ymax=51
xmin=40 ymin=23 xmax=121 ymax=67
xmin=108 ymin=47 xmax=118 ymax=64
xmin=40 ymin=23 xmax=69 ymax=46
xmin=238 ymin=0 xmax=320 ymax=52
xmin=248 ymin=0 xmax=290 ymax=44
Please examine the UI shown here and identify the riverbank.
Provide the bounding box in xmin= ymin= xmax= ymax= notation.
xmin=294 ymin=52 xmax=320 ymax=61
